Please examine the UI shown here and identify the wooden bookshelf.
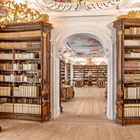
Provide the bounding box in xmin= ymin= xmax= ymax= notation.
xmin=84 ymin=65 xmax=97 ymax=85
xmin=114 ymin=12 xmax=140 ymax=125
xmin=0 ymin=22 xmax=52 ymax=121
xmin=73 ymin=65 xmax=107 ymax=87
xmin=73 ymin=65 xmax=84 ymax=87
xmin=97 ymin=65 xmax=107 ymax=87
xmin=65 ymin=63 xmax=71 ymax=85
xmin=61 ymin=85 xmax=74 ymax=102
xmin=59 ymin=60 xmax=65 ymax=111
xmin=60 ymin=60 xmax=65 ymax=85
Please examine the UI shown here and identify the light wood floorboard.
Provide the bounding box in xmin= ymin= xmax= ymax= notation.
xmin=0 ymin=86 xmax=140 ymax=140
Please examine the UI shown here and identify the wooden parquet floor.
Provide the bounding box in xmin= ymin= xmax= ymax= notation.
xmin=0 ymin=86 xmax=140 ymax=140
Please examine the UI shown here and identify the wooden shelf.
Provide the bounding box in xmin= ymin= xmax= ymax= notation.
xmin=124 ymin=57 xmax=140 ymax=60
xmin=73 ymin=65 xmax=107 ymax=86
xmin=0 ymin=36 xmax=41 ymax=42
xmin=124 ymin=46 xmax=140 ymax=49
xmin=0 ymin=22 xmax=52 ymax=121
xmin=114 ymin=17 xmax=140 ymax=125
xmin=124 ymin=34 xmax=140 ymax=39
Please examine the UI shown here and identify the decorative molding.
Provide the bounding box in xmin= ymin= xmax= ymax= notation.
xmin=28 ymin=0 xmax=122 ymax=11
xmin=0 ymin=1 xmax=49 ymax=28
xmin=117 ymin=10 xmax=140 ymax=20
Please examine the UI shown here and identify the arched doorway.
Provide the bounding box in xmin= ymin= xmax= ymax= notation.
xmin=50 ymin=26 xmax=116 ymax=120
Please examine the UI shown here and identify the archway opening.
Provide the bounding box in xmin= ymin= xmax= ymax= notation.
xmin=58 ymin=33 xmax=109 ymax=120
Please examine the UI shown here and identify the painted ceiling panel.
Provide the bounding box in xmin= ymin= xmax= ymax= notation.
xmin=66 ymin=33 xmax=105 ymax=58
xmin=53 ymin=0 xmax=106 ymax=2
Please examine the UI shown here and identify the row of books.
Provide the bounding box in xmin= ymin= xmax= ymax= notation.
xmin=74 ymin=70 xmax=83 ymax=72
xmin=124 ymin=40 xmax=140 ymax=46
xmin=0 ymin=42 xmax=40 ymax=49
xmin=73 ymin=78 xmax=83 ymax=80
xmin=0 ymin=63 xmax=13 ymax=70
xmin=0 ymin=53 xmax=13 ymax=59
xmin=0 ymin=30 xmax=41 ymax=39
xmin=125 ymin=52 xmax=140 ymax=58
xmin=13 ymin=86 xmax=40 ymax=97
xmin=0 ymin=97 xmax=41 ymax=104
xmin=0 ymin=53 xmax=39 ymax=60
xmin=0 ymin=103 xmax=41 ymax=114
xmin=124 ymin=74 xmax=140 ymax=83
xmin=124 ymin=104 xmax=140 ymax=117
xmin=125 ymin=27 xmax=140 ymax=35
xmin=124 ymin=87 xmax=140 ymax=99
xmin=0 ymin=74 xmax=41 ymax=83
xmin=0 ymin=87 xmax=11 ymax=96
xmin=15 ymin=53 xmax=38 ymax=59
xmin=14 ymin=98 xmax=41 ymax=104
xmin=13 ymin=63 xmax=39 ymax=71
xmin=0 ymin=63 xmax=39 ymax=71
xmin=124 ymin=62 xmax=140 ymax=70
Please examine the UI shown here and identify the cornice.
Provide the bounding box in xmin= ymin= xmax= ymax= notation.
xmin=28 ymin=0 xmax=123 ymax=12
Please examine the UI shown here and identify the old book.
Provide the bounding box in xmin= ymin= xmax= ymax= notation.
xmin=0 ymin=30 xmax=41 ymax=39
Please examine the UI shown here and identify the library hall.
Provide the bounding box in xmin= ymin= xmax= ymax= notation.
xmin=0 ymin=0 xmax=140 ymax=140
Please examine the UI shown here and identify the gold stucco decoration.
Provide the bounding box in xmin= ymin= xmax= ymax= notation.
xmin=117 ymin=11 xmax=140 ymax=20
xmin=0 ymin=0 xmax=49 ymax=28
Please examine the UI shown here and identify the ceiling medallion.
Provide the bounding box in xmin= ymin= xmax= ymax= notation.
xmin=0 ymin=0 xmax=49 ymax=28
xmin=44 ymin=0 xmax=121 ymax=11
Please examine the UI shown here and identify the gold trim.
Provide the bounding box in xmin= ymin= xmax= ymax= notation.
xmin=118 ymin=30 xmax=122 ymax=81
xmin=117 ymin=11 xmax=140 ymax=20
xmin=43 ymin=32 xmax=47 ymax=49
xmin=0 ymin=1 xmax=49 ymax=28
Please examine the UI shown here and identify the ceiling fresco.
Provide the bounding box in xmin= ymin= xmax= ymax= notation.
xmin=52 ymin=0 xmax=107 ymax=3
xmin=65 ymin=33 xmax=106 ymax=58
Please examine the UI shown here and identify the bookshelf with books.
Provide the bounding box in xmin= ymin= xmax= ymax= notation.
xmin=97 ymin=65 xmax=107 ymax=87
xmin=114 ymin=11 xmax=140 ymax=125
xmin=73 ymin=65 xmax=84 ymax=87
xmin=60 ymin=61 xmax=74 ymax=103
xmin=0 ymin=21 xmax=52 ymax=121
xmin=73 ymin=65 xmax=107 ymax=87
xmin=59 ymin=60 xmax=65 ymax=111
xmin=65 ymin=63 xmax=71 ymax=85
xmin=83 ymin=65 xmax=97 ymax=85
xmin=60 ymin=60 xmax=65 ymax=85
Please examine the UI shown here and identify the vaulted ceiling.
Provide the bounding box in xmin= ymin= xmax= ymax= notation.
xmin=65 ymin=33 xmax=105 ymax=58
xmin=53 ymin=0 xmax=107 ymax=2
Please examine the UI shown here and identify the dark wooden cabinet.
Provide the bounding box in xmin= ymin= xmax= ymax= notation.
xmin=114 ymin=11 xmax=140 ymax=125
xmin=0 ymin=21 xmax=52 ymax=121
xmin=61 ymin=85 xmax=74 ymax=102
xmin=60 ymin=60 xmax=74 ymax=103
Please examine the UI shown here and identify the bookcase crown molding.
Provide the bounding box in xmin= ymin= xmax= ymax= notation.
xmin=0 ymin=0 xmax=49 ymax=28
xmin=117 ymin=11 xmax=140 ymax=20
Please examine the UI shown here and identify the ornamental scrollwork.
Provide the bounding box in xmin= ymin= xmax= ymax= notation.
xmin=39 ymin=0 xmax=121 ymax=11
xmin=0 ymin=1 xmax=49 ymax=28
xmin=117 ymin=11 xmax=140 ymax=20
